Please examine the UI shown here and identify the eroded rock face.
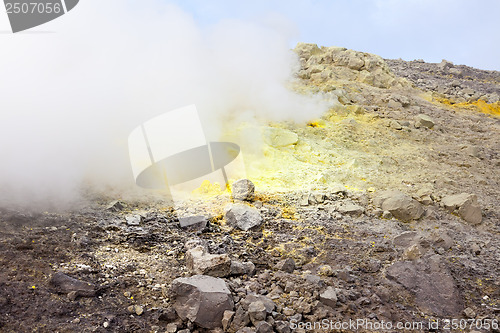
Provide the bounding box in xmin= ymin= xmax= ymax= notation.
xmin=386 ymin=255 xmax=463 ymax=317
xmin=442 ymin=193 xmax=482 ymax=225
xmin=374 ymin=190 xmax=424 ymax=221
xmin=170 ymin=275 xmax=234 ymax=329
xmin=294 ymin=42 xmax=407 ymax=89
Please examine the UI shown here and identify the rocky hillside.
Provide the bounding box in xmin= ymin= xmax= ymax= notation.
xmin=0 ymin=44 xmax=499 ymax=332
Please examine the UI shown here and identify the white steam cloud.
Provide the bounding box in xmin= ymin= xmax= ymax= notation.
xmin=0 ymin=0 xmax=326 ymax=209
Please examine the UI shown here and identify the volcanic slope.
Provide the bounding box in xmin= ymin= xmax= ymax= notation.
xmin=0 ymin=44 xmax=498 ymax=332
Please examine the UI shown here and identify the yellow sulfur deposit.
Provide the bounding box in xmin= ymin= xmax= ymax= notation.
xmin=435 ymin=97 xmax=500 ymax=117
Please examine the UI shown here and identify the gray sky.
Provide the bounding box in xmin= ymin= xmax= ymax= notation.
xmin=168 ymin=0 xmax=500 ymax=71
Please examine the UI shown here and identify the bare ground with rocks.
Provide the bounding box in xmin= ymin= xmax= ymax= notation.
xmin=0 ymin=44 xmax=499 ymax=333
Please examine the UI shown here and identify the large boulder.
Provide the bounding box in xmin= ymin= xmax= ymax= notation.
xmin=225 ymin=204 xmax=263 ymax=231
xmin=170 ymin=275 xmax=234 ymax=329
xmin=386 ymin=255 xmax=463 ymax=316
xmin=441 ymin=193 xmax=482 ymax=225
xmin=374 ymin=190 xmax=424 ymax=221
xmin=185 ymin=246 xmax=231 ymax=278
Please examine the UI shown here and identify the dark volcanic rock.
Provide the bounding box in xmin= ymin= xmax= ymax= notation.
xmin=170 ymin=275 xmax=234 ymax=329
xmin=386 ymin=255 xmax=463 ymax=316
xmin=49 ymin=272 xmax=96 ymax=297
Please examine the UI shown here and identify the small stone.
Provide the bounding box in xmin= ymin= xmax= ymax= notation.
xmin=67 ymin=291 xmax=78 ymax=301
xmin=230 ymin=306 xmax=251 ymax=331
xmin=50 ymin=272 xmax=96 ymax=297
xmin=317 ymin=265 xmax=334 ymax=276
xmin=103 ymin=321 xmax=110 ymax=328
xmin=337 ymin=203 xmax=365 ymax=216
xmin=275 ymin=258 xmax=295 ymax=273
xmin=248 ymin=301 xmax=267 ymax=325
xmin=231 ymin=179 xmax=255 ymax=201
xmin=123 ymin=291 xmax=131 ymax=298
xmin=134 ymin=305 xmax=144 ymax=316
xmin=319 ymin=287 xmax=337 ymax=308
xmin=186 ymin=246 xmax=231 ymax=278
xmin=255 ymin=321 xmax=273 ymax=333
xmin=179 ymin=216 xmax=208 ymax=232
xmin=471 ymin=243 xmax=481 ymax=255
xmin=382 ymin=210 xmax=393 ymax=219
xmin=230 ymin=261 xmax=256 ymax=276
xmin=402 ymin=244 xmax=422 ymax=261
xmin=282 ymin=307 xmax=295 ymax=316
xmin=442 ymin=193 xmax=482 ymax=225
xmin=166 ymin=322 xmax=178 ymax=333
xmin=275 ymin=321 xmax=291 ymax=333
xmin=463 ymin=307 xmax=476 ymax=318
xmin=126 ymin=215 xmax=142 ymax=226
xmin=225 ymin=204 xmax=263 ymax=231
xmin=374 ymin=190 xmax=423 ymax=221
xmin=222 ymin=310 xmax=235 ymax=331
xmin=415 ymin=114 xmax=435 ymax=129
xmin=106 ymin=200 xmax=125 ymax=212
xmin=390 ymin=120 xmax=403 ymax=130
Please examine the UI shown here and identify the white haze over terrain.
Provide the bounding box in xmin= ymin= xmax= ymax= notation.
xmin=0 ymin=0 xmax=327 ymax=209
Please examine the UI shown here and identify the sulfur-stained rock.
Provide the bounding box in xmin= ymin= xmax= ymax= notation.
xmin=231 ymin=179 xmax=255 ymax=201
xmin=170 ymin=275 xmax=234 ymax=329
xmin=262 ymin=127 xmax=298 ymax=148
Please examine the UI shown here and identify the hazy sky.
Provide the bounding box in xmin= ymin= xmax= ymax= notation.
xmin=168 ymin=0 xmax=500 ymax=71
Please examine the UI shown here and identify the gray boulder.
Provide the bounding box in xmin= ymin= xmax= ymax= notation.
xmin=415 ymin=114 xmax=435 ymax=129
xmin=230 ymin=260 xmax=256 ymax=276
xmin=319 ymin=287 xmax=337 ymax=308
xmin=386 ymin=255 xmax=463 ymax=316
xmin=50 ymin=272 xmax=96 ymax=297
xmin=442 ymin=193 xmax=482 ymax=225
xmin=231 ymin=179 xmax=255 ymax=201
xmin=170 ymin=275 xmax=234 ymax=329
xmin=225 ymin=204 xmax=263 ymax=231
xmin=275 ymin=258 xmax=296 ymax=273
xmin=185 ymin=246 xmax=231 ymax=277
xmin=374 ymin=190 xmax=424 ymax=221
xmin=336 ymin=202 xmax=365 ymax=216
xmin=179 ymin=216 xmax=208 ymax=232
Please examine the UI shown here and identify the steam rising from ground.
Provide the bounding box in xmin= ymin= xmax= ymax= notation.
xmin=0 ymin=0 xmax=326 ymax=209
